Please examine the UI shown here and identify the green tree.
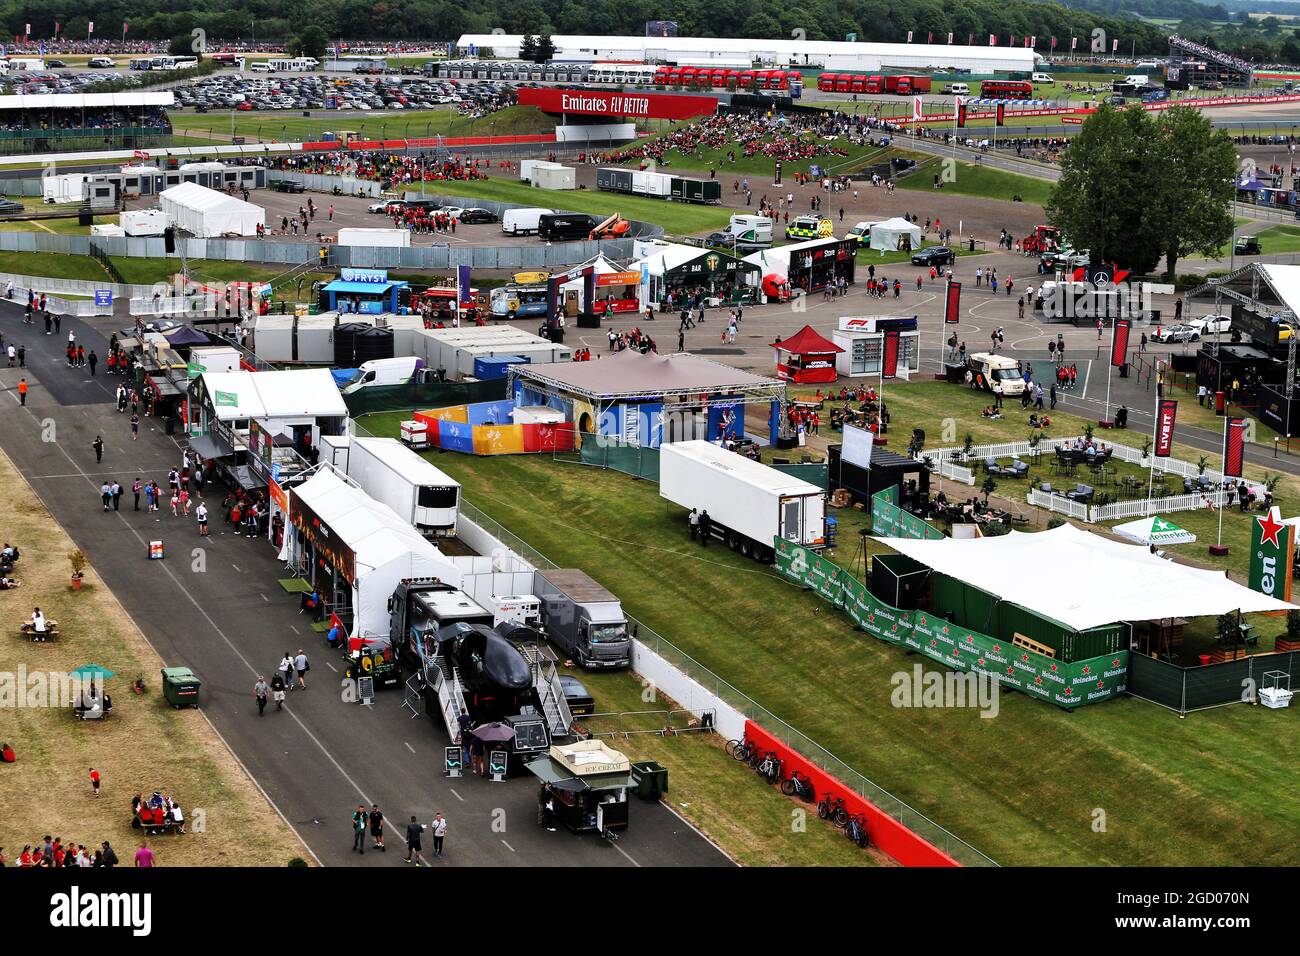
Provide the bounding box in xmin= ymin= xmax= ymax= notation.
xmin=536 ymin=34 xmax=556 ymax=62
xmin=168 ymin=34 xmax=200 ymax=59
xmin=288 ymin=25 xmax=328 ymax=62
xmin=1144 ymin=107 xmax=1236 ymax=279
xmin=518 ymin=34 xmax=539 ymax=61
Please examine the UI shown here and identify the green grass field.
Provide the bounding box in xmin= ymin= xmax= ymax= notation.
xmin=409 ymin=177 xmax=733 ymax=234
xmin=0 ymin=250 xmax=336 ymax=291
xmin=168 ymin=105 xmax=553 ymax=145
xmin=616 ymin=125 xmax=891 ymax=178
xmin=897 ymin=157 xmax=1055 ymax=206
xmin=358 ymin=393 xmax=1298 ymax=866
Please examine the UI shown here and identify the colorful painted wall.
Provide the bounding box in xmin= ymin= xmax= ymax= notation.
xmin=414 ymin=401 xmax=576 ymax=455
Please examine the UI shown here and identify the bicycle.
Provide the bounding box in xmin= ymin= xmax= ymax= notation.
xmin=845 ymin=813 xmax=870 ymax=848
xmin=724 ymin=738 xmax=744 ymax=759
xmin=817 ymin=794 xmax=849 ymax=828
xmin=727 ymin=737 xmax=756 ymax=763
xmin=780 ymin=770 xmax=816 ymax=803
xmin=755 ymin=751 xmax=782 ymax=785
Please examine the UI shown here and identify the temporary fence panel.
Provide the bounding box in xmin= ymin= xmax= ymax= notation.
xmin=341 ymin=378 xmax=505 ymax=417
xmin=1128 ymin=650 xmax=1300 ymax=714
xmin=871 ymin=486 xmax=944 ymax=539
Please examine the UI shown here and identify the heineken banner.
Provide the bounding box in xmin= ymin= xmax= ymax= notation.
xmin=774 ymin=539 xmax=844 ymax=607
xmin=778 ymin=538 xmax=1129 ymax=709
xmin=1248 ymin=506 xmax=1295 ymax=603
xmin=871 ymin=488 xmax=945 ymax=540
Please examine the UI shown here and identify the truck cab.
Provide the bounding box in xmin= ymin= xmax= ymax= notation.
xmin=389 ymin=579 xmax=495 ymax=671
xmin=966 ymin=352 xmax=1026 ymax=396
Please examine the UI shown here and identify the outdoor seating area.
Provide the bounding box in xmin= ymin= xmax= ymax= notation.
xmin=131 ymin=791 xmax=187 ymax=837
xmin=984 ymin=457 xmax=1029 ymax=479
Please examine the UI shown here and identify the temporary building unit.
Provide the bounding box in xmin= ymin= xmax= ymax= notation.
xmin=413 ymin=326 xmax=572 ymax=379
xmin=119 ymin=164 xmax=163 ymax=196
xmin=532 ymin=164 xmax=576 ymax=190
xmin=120 ymin=209 xmax=169 ymax=237
xmin=294 ymin=312 xmax=340 ymax=364
xmin=252 ymin=314 xmax=296 ymax=363
xmin=286 ymin=469 xmax=462 ymax=638
xmin=187 ymin=345 xmax=242 ymax=376
xmin=634 ymin=240 xmax=758 ymax=302
xmin=42 ymin=172 xmax=91 ymax=204
xmin=771 ymin=324 xmax=844 ymax=384
xmin=743 ymin=237 xmax=857 ymax=295
xmin=377 ymin=313 xmax=428 ymax=358
xmin=832 ymin=316 xmax=921 ymax=379
xmin=868 ymin=217 xmax=923 ymax=252
xmin=90 ymin=223 xmax=127 ymax=237
xmin=159 ymin=182 xmax=265 ymax=238
xmin=189 ymin=368 xmax=348 ymax=442
xmin=336 ymin=227 xmax=412 ymax=248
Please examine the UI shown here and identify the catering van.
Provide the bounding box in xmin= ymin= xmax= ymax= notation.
xmin=966 ymin=352 xmax=1026 ymax=397
xmin=501 ymin=207 xmax=554 ymax=236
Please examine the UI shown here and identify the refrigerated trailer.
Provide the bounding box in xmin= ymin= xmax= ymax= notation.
xmin=333 ymin=435 xmax=461 ymax=537
xmin=658 ymin=440 xmax=826 ymax=561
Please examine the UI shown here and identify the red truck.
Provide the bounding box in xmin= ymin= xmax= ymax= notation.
xmin=885 ymin=75 xmax=932 ymax=95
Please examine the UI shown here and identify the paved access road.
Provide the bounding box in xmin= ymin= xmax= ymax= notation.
xmin=0 ymin=301 xmax=730 ymax=868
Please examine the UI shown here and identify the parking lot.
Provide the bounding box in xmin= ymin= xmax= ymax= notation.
xmin=172 ymin=72 xmax=516 ymax=114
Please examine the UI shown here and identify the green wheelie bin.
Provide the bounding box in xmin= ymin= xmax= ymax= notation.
xmin=160 ymin=667 xmax=201 ymax=708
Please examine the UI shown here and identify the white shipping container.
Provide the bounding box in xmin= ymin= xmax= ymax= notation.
xmin=532 ymin=165 xmax=576 ymax=190
xmin=659 ymin=440 xmax=826 ymax=557
xmin=643 ymin=172 xmax=672 ymax=197
xmin=42 ymin=173 xmax=90 ymax=204
xmin=318 ymin=433 xmax=352 ymax=471
xmin=120 ymin=209 xmax=169 ymax=237
xmin=251 ymin=314 xmax=296 ymax=363
xmin=187 ymin=345 xmax=242 ymax=375
xmin=346 ymin=436 xmax=461 ymax=537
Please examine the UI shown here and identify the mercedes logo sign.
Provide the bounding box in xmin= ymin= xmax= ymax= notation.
xmin=1092 ymin=270 xmax=1111 ymax=287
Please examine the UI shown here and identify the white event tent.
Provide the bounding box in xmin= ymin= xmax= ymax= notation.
xmin=160 ymin=181 xmax=265 ymax=238
xmin=881 ymin=523 xmax=1292 ymax=631
xmin=868 ymin=217 xmax=924 ymax=252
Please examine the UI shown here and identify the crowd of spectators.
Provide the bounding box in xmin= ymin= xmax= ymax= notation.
xmin=1169 ymin=35 xmax=1252 ymax=74
xmin=599 ymin=110 xmax=857 ymax=167
xmin=260 ymin=150 xmax=488 ymax=188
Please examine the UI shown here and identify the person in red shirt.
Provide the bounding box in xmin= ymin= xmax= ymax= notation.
xmin=19 ymin=846 xmax=32 ymax=866
xmin=89 ymin=767 xmax=101 ymax=797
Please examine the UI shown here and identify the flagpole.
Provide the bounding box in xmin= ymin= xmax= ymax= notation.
xmin=1146 ymin=398 xmax=1159 ymax=517
xmin=1217 ymin=415 xmax=1227 ymax=548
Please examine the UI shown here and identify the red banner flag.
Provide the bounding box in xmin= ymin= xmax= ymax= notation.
xmin=1071 ymin=36 xmax=1078 ymax=50
xmin=927 ymin=32 xmax=933 ymax=43
xmin=1223 ymin=416 xmax=1246 ymax=477
xmin=995 ymin=103 xmax=1006 ymax=126
xmin=988 ymin=34 xmax=996 ymax=45
xmin=1155 ymin=400 xmax=1178 ymax=458
xmin=883 ymin=330 xmax=900 ymax=377
xmin=1110 ymin=317 xmax=1130 ymax=366
xmin=944 ymin=280 xmax=961 ymax=324
xmin=1051 ymin=36 xmax=1057 ymax=48
xmin=956 ymin=100 xmax=967 ymax=127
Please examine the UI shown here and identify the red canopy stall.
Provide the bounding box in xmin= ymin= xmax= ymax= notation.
xmin=772 ymin=325 xmax=843 ymax=384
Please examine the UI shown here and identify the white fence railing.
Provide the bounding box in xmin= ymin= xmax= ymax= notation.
xmin=1027 ymin=487 xmax=1091 ymax=520
xmin=935 ymin=460 xmax=976 ymax=484
xmin=1088 ymin=489 xmax=1233 ymax=522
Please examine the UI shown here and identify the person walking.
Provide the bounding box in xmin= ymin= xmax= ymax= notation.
xmin=87 ymin=350 xmax=97 ymax=375
xmin=100 ymin=481 xmax=112 ymax=511
xmin=111 ymin=481 xmax=122 ymax=512
xmin=1140 ymin=332 xmax=1148 ymax=353
xmin=132 ymin=478 xmax=142 ymax=511
xmin=431 ymin=813 xmax=446 ymax=858
xmin=130 ymin=413 xmax=140 ymax=441
xmin=404 ymin=815 xmax=423 ymax=864
xmin=1050 ymin=382 xmax=1057 ymax=410
xmin=89 ymin=768 xmax=101 ymax=798
xmin=253 ymin=677 xmax=269 ymax=716
xmin=294 ymin=649 xmax=309 ymax=690
xmin=17 ymin=377 xmax=26 ymax=406
xmin=269 ymin=672 xmax=286 ymax=710
xmin=369 ymin=805 xmax=385 ymax=851
xmin=91 ymin=436 xmax=103 ymax=463
xmin=697 ymin=509 xmax=712 ymax=547
xmin=196 ymin=502 xmax=209 ymax=536
xmin=17 ymin=345 xmax=23 ymax=369
xmin=352 ymin=806 xmax=368 ymax=854
xmin=279 ymin=652 xmax=295 ymax=692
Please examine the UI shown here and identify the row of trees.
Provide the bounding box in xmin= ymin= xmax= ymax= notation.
xmin=1047 ymin=105 xmax=1237 ymax=279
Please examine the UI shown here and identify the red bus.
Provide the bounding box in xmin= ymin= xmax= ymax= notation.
xmin=980 ymin=79 xmax=1033 ymax=99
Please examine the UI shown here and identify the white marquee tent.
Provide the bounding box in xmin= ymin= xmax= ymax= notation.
xmin=289 ymin=469 xmax=462 ymax=638
xmin=882 ymin=523 xmax=1292 ymax=631
xmin=160 ymin=181 xmax=265 ymax=238
xmin=868 ymin=217 xmax=924 ymax=252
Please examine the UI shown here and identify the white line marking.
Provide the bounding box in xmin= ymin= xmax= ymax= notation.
xmin=325 ymin=661 xmax=338 ymax=673
xmin=612 ymin=839 xmax=641 ymax=867
xmin=289 ymin=624 xmax=299 ymax=634
xmin=404 ymin=741 xmax=416 ymax=754
xmin=449 ymin=788 xmax=464 ymax=802
xmin=501 ymin=839 xmax=516 ymax=853
xmin=231 ymin=563 xmax=241 ymax=572
xmin=260 ymin=592 xmax=270 ymax=602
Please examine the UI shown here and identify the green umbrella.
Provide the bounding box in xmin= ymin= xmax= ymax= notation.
xmin=69 ymin=664 xmax=116 ymax=681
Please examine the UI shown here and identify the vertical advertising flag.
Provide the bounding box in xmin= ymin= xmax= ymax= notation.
xmin=1051 ymin=36 xmax=1057 ymax=49
xmin=956 ymin=96 xmax=967 ymax=126
xmin=989 ymin=34 xmax=995 ymax=45
xmin=24 ymin=23 xmax=30 ymax=36
xmin=1071 ymin=36 xmax=1078 ymax=50
xmin=88 ymin=20 xmax=94 ymax=36
xmin=927 ymin=31 xmax=933 ymax=43
xmin=1154 ymin=400 xmax=1178 ymax=458
xmin=995 ymin=103 xmax=1006 ymax=126
xmin=457 ymin=265 xmax=473 ymax=309
xmin=883 ymin=330 xmax=900 ymax=377
xmin=944 ymin=280 xmax=961 ymax=324
xmin=948 ymin=32 xmax=953 ymax=44
xmin=1223 ymin=416 xmax=1246 ymax=477
xmin=1031 ymin=35 xmax=1036 ymax=47
xmin=1112 ymin=38 xmax=1119 ymax=52
xmin=1110 ymin=316 xmax=1131 ymax=366
xmin=968 ymin=33 xmax=973 ymax=45
xmin=1248 ymin=506 xmax=1295 ymax=602
xmin=912 ymin=95 xmax=923 ymax=122
xmin=907 ymin=30 xmax=913 ymax=42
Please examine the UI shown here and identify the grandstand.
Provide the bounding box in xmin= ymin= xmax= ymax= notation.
xmin=1167 ymin=35 xmax=1253 ymax=89
xmin=0 ymin=91 xmax=173 ymax=155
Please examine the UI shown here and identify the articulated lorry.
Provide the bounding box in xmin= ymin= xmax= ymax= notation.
xmin=325 ymin=435 xmax=461 ymax=537
xmin=658 ymin=440 xmax=826 ymax=562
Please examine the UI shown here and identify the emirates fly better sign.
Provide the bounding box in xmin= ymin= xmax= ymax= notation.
xmin=517 ymin=87 xmax=718 ymax=120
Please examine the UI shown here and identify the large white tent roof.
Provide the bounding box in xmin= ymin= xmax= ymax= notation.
xmin=160 ymin=181 xmax=265 ymax=238
xmin=882 ymin=523 xmax=1292 ymax=631
xmin=198 ymin=369 xmax=347 ymax=421
xmin=292 ymin=469 xmax=461 ymax=589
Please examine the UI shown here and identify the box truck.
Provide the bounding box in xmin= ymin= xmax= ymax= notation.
xmin=345 ymin=436 xmax=461 ymax=537
xmin=533 ymin=569 xmax=631 ymax=669
xmin=659 ymin=440 xmax=827 ymax=561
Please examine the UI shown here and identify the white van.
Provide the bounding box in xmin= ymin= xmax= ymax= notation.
xmin=1031 ymin=73 xmax=1054 ymax=84
xmin=501 ymin=206 xmax=554 ymax=237
xmin=250 ymin=61 xmax=272 ymax=73
xmin=340 ymin=357 xmax=422 ymax=394
xmin=946 ymin=82 xmax=969 ymax=96
xmin=88 ymin=56 xmax=115 ymax=68
xmin=1124 ymin=74 xmax=1149 ymax=87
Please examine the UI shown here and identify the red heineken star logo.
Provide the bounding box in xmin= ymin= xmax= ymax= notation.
xmin=1082 ymin=665 xmax=1090 ymax=675
xmin=1050 ymin=663 xmax=1058 ymax=673
xmin=1022 ymin=653 xmax=1030 ymax=662
xmin=1257 ymin=509 xmax=1285 ymax=548
xmin=930 ymin=639 xmax=938 ymax=647
xmin=993 ymin=644 xmax=1001 ymax=653
xmin=1063 ymin=686 xmax=1073 ymax=695
xmin=1007 ymin=667 xmax=1014 ymax=675
xmin=868 ymin=614 xmax=875 ymax=623
xmin=966 ymin=635 xmax=974 ymax=643
xmin=941 ymin=625 xmax=949 ymax=634
xmin=920 ymin=616 xmax=927 ymax=625
xmin=978 ymin=658 xmax=986 ymax=666
xmin=1097 ymin=680 xmax=1105 ymax=689
xmin=1035 ymin=676 xmax=1043 ymax=685
xmin=1112 ymin=659 xmax=1120 ymax=668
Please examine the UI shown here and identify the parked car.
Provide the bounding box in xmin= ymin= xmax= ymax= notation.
xmin=458 ymin=207 xmax=498 ymax=224
xmin=1153 ymin=324 xmax=1200 ymax=343
xmin=911 ymin=245 xmax=956 ymax=266
xmin=558 ymin=674 xmax=595 ymax=716
xmin=1186 ymin=315 xmax=1231 ymax=336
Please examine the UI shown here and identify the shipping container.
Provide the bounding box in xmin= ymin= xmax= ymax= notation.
xmin=669 ymin=176 xmax=722 ymax=204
